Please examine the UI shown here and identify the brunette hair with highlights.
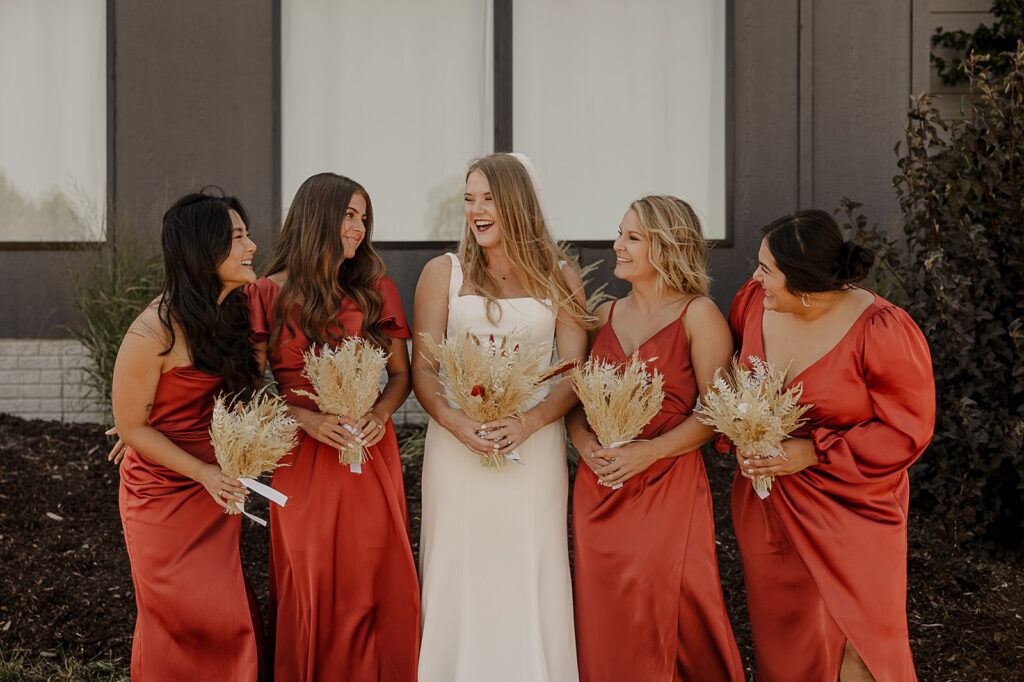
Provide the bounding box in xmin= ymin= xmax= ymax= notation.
xmin=266 ymin=172 xmax=390 ymax=350
xmin=457 ymin=153 xmax=595 ymax=329
xmin=629 ymin=195 xmax=711 ymax=296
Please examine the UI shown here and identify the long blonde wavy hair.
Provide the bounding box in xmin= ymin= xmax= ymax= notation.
xmin=457 ymin=153 xmax=595 ymax=328
xmin=629 ymin=195 xmax=711 ymax=296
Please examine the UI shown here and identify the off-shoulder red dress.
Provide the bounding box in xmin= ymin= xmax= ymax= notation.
xmin=573 ymin=298 xmax=745 ymax=682
xmin=119 ymin=366 xmax=263 ymax=681
xmin=725 ymin=280 xmax=935 ymax=682
xmin=247 ymin=275 xmax=420 ymax=682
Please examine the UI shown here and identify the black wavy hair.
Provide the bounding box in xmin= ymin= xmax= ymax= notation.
xmin=158 ymin=190 xmax=261 ymax=396
xmin=761 ymin=209 xmax=875 ymax=293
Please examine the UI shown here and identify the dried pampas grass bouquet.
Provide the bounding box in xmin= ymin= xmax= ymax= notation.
xmin=419 ymin=330 xmax=573 ymax=469
xmin=211 ymin=389 xmax=298 ymax=519
xmin=696 ymin=355 xmax=812 ymax=498
xmin=570 ymin=355 xmax=665 ymax=451
xmin=295 ymin=338 xmax=390 ymax=467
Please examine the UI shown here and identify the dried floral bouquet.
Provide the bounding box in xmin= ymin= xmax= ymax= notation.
xmin=211 ymin=389 xmax=298 ymax=521
xmin=570 ymin=355 xmax=665 ymax=487
xmin=296 ymin=338 xmax=390 ymax=468
xmin=419 ymin=330 xmax=573 ymax=469
xmin=696 ymin=355 xmax=812 ymax=499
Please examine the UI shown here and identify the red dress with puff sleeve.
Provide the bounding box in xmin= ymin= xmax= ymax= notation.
xmin=247 ymin=275 xmax=420 ymax=682
xmin=726 ymin=280 xmax=934 ymax=682
xmin=573 ymin=298 xmax=745 ymax=682
xmin=119 ymin=366 xmax=264 ymax=681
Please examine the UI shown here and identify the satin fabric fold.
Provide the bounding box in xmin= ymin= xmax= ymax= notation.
xmin=119 ymin=366 xmax=264 ymax=681
xmin=247 ymin=276 xmax=419 ymax=682
xmin=573 ymin=299 xmax=744 ymax=682
xmin=725 ymin=279 xmax=934 ymax=682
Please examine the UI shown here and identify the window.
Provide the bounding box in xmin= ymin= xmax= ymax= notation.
xmin=0 ymin=1 xmax=107 ymax=244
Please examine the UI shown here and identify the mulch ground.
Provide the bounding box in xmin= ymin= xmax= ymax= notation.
xmin=1 ymin=413 xmax=1021 ymax=680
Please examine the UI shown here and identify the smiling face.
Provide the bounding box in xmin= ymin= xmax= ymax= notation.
xmin=341 ymin=192 xmax=368 ymax=259
xmin=753 ymin=238 xmax=803 ymax=312
xmin=215 ymin=209 xmax=257 ymax=300
xmin=464 ymin=169 xmax=501 ymax=250
xmin=612 ymin=208 xmax=657 ymax=284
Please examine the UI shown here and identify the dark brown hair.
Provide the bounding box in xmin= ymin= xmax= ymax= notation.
xmin=761 ymin=209 xmax=874 ymax=293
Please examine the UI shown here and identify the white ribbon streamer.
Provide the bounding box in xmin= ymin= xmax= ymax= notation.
xmin=239 ymin=477 xmax=288 ymax=508
xmin=232 ymin=499 xmax=268 ymax=526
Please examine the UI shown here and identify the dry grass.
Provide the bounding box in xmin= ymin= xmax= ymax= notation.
xmin=570 ymin=355 xmax=665 ymax=450
xmin=210 ymin=390 xmax=298 ymax=515
xmin=419 ymin=330 xmax=572 ymax=469
xmin=696 ymin=355 xmax=812 ymax=496
xmin=295 ymin=339 xmax=389 ymax=465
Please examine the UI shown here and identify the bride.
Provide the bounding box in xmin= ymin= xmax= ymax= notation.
xmin=412 ymin=152 xmax=591 ymax=681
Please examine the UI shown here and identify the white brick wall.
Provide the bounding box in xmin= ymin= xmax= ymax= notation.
xmin=0 ymin=339 xmax=105 ymax=424
xmin=0 ymin=338 xmax=429 ymax=426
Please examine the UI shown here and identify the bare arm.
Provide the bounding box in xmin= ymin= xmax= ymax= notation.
xmin=595 ymin=297 xmax=733 ymax=487
xmin=411 ymin=256 xmax=494 ymax=456
xmin=111 ymin=309 xmax=245 ymax=509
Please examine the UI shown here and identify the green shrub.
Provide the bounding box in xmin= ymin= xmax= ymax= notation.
xmin=932 ymin=0 xmax=1024 ymax=87
xmin=842 ymin=46 xmax=1024 ymax=554
xmin=69 ymin=237 xmax=163 ymax=425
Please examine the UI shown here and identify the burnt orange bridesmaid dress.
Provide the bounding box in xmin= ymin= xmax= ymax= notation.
xmin=725 ymin=280 xmax=935 ymax=682
xmin=119 ymin=366 xmax=263 ymax=681
xmin=573 ymin=298 xmax=745 ymax=682
xmin=247 ymin=275 xmax=419 ymax=682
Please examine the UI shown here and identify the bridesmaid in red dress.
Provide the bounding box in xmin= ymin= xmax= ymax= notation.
xmin=568 ymin=195 xmax=745 ymax=682
xmin=727 ymin=210 xmax=935 ymax=681
xmin=113 ymin=192 xmax=264 ymax=680
xmin=247 ymin=173 xmax=419 ymax=681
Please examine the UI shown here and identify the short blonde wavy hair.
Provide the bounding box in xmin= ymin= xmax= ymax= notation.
xmin=629 ymin=195 xmax=710 ymax=296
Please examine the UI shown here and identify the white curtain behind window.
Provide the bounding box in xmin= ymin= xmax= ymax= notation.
xmin=0 ymin=1 xmax=106 ymax=242
xmin=513 ymin=0 xmax=726 ymax=241
xmin=282 ymin=0 xmax=493 ymax=242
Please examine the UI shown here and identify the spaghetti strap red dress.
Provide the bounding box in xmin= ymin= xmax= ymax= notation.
xmin=725 ymin=279 xmax=935 ymax=681
xmin=573 ymin=298 xmax=745 ymax=682
xmin=247 ymin=275 xmax=419 ymax=682
xmin=119 ymin=366 xmax=263 ymax=681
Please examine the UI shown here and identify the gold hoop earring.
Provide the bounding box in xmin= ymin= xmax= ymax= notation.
xmin=801 ymin=294 xmax=811 ymax=307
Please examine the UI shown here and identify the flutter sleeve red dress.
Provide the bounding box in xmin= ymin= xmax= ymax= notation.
xmin=726 ymin=279 xmax=935 ymax=682
xmin=119 ymin=366 xmax=263 ymax=681
xmin=573 ymin=298 xmax=745 ymax=682
xmin=247 ymin=275 xmax=420 ymax=682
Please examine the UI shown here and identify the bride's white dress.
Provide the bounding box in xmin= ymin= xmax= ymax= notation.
xmin=418 ymin=253 xmax=578 ymax=682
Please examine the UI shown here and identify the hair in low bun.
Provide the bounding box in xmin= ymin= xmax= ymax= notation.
xmin=835 ymin=240 xmax=875 ymax=285
xmin=761 ymin=209 xmax=874 ymax=293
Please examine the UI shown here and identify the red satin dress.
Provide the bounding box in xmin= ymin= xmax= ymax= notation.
xmin=573 ymin=298 xmax=745 ymax=682
xmin=247 ymin=276 xmax=420 ymax=682
xmin=119 ymin=366 xmax=263 ymax=681
xmin=725 ymin=280 xmax=935 ymax=682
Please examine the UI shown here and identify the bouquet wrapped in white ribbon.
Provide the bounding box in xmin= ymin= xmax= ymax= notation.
xmin=295 ymin=338 xmax=390 ymax=472
xmin=696 ymin=355 xmax=812 ymax=499
xmin=419 ymin=330 xmax=573 ymax=469
xmin=570 ymin=355 xmax=665 ymax=488
xmin=210 ymin=389 xmax=298 ymax=525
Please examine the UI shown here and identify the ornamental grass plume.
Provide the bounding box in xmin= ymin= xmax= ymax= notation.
xmin=696 ymin=355 xmax=812 ymax=498
xmin=211 ymin=389 xmax=298 ymax=516
xmin=295 ymin=339 xmax=390 ymax=466
xmin=419 ymin=330 xmax=574 ymax=469
xmin=570 ymin=355 xmax=665 ymax=454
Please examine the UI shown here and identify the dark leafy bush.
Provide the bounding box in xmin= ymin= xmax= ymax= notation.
xmin=69 ymin=237 xmax=163 ymax=425
xmin=932 ymin=0 xmax=1024 ymax=87
xmin=841 ymin=46 xmax=1024 ymax=555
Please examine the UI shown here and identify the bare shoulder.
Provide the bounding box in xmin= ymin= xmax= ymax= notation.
xmin=559 ymin=261 xmax=584 ymax=289
xmin=593 ymin=299 xmax=615 ymax=328
xmin=126 ymin=304 xmax=168 ymax=343
xmin=684 ymin=295 xmax=730 ymax=333
xmin=417 ymin=254 xmax=454 ymax=290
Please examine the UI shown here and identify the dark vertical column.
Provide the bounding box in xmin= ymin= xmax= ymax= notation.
xmin=493 ymin=0 xmax=513 ymax=152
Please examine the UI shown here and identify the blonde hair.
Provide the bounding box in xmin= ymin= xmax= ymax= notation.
xmin=629 ymin=195 xmax=711 ymax=296
xmin=458 ymin=153 xmax=595 ymax=328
